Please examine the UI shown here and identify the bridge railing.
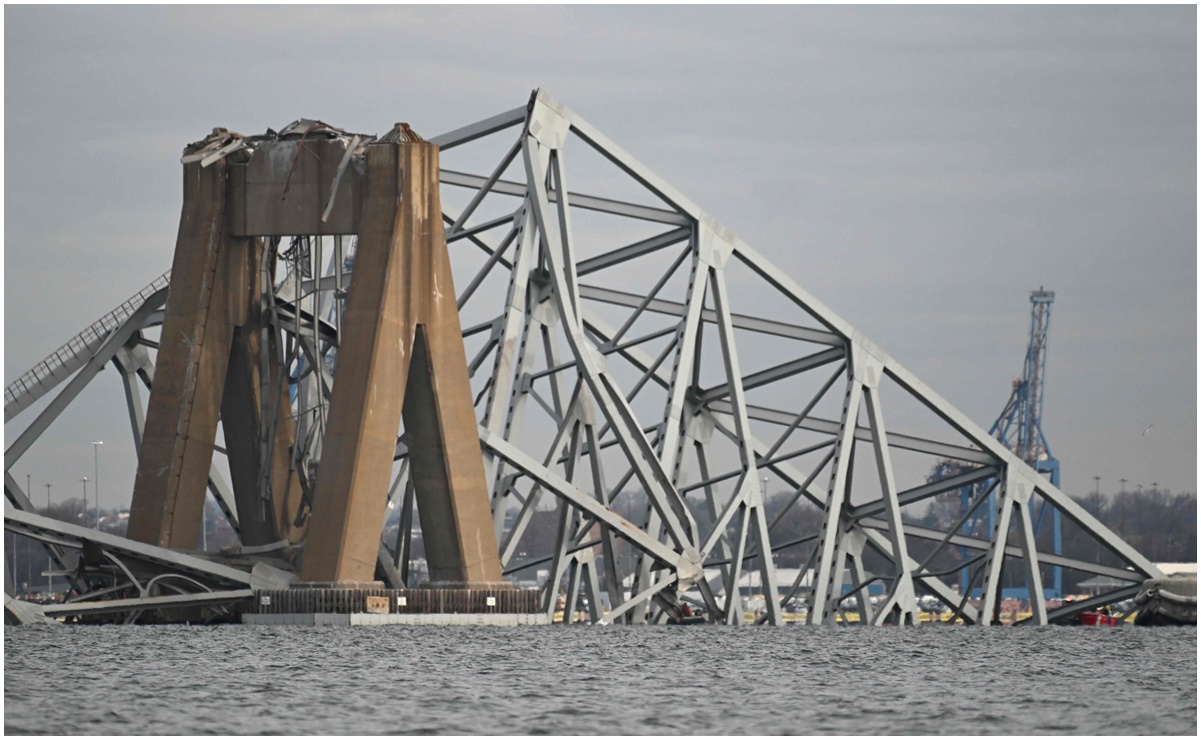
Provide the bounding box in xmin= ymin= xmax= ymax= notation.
xmin=4 ymin=270 xmax=172 ymax=419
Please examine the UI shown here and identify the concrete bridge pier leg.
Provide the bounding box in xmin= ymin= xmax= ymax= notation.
xmin=299 ymin=140 xmax=503 ymax=587
xmin=127 ymin=159 xmax=243 ymax=549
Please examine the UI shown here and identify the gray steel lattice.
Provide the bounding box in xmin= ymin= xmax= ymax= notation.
xmin=4 ymin=89 xmax=1161 ymax=625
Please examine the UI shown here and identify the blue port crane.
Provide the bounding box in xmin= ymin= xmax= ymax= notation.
xmin=931 ymin=288 xmax=1062 ymax=598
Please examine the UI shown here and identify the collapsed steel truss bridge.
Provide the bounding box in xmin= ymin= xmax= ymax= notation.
xmin=4 ymin=90 xmax=1161 ymax=626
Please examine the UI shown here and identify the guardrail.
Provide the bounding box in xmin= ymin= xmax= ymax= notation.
xmin=4 ymin=270 xmax=172 ymax=417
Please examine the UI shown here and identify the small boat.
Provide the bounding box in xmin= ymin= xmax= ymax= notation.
xmin=1077 ymin=610 xmax=1119 ymax=626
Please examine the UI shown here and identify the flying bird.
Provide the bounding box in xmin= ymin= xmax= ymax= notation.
xmin=1141 ymin=424 xmax=1154 ymax=437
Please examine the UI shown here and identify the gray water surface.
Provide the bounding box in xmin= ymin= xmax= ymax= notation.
xmin=5 ymin=624 xmax=1196 ymax=735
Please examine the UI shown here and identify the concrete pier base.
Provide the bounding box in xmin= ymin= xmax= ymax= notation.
xmin=242 ymin=613 xmax=550 ymax=626
xmin=241 ymin=586 xmax=542 ymax=626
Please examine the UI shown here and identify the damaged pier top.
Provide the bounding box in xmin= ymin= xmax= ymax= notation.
xmin=183 ymin=119 xmax=424 ymax=236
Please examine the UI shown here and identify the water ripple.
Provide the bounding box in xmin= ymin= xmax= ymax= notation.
xmin=4 ymin=624 xmax=1196 ymax=735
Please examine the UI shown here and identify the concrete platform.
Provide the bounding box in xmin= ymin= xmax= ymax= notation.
xmin=242 ymin=612 xmax=550 ymax=626
xmin=240 ymin=586 xmax=543 ymax=626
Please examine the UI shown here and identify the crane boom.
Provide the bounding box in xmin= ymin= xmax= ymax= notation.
xmin=999 ymin=288 xmax=1055 ymax=466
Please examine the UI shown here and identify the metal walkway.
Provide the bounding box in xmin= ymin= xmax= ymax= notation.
xmin=4 ymin=270 xmax=171 ymax=421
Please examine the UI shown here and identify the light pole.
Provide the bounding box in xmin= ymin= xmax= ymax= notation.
xmin=91 ymin=441 xmax=103 ymax=530
xmin=81 ymin=477 xmax=89 ymax=526
xmin=1119 ymin=478 xmax=1127 ymax=495
xmin=44 ymin=481 xmax=52 ymax=594
xmin=1093 ymin=476 xmax=1101 ymax=497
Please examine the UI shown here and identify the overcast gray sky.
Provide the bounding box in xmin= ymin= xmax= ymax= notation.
xmin=4 ymin=5 xmax=1196 ymax=511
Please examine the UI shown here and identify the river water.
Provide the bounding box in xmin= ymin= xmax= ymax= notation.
xmin=4 ymin=624 xmax=1196 ymax=735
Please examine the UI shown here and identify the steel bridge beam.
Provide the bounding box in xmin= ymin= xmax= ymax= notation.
xmin=42 ymin=589 xmax=254 ymax=619
xmin=856 ymin=516 xmax=1147 ymax=582
xmin=5 ymin=508 xmax=252 ymax=587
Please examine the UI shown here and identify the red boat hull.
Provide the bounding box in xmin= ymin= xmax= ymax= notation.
xmin=1078 ymin=611 xmax=1119 ymax=626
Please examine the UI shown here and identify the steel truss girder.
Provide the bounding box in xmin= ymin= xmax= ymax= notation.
xmin=5 ymin=508 xmax=251 ymax=589
xmin=5 ymin=288 xmax=169 ymax=470
xmin=41 ymin=588 xmax=254 ymax=620
xmin=856 ymin=516 xmax=1143 ymax=582
xmin=4 ymin=88 xmax=1161 ymax=627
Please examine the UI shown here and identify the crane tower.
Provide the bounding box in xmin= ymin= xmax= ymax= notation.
xmin=999 ymin=289 xmax=1057 ymax=471
xmin=932 ymin=289 xmax=1063 ymax=598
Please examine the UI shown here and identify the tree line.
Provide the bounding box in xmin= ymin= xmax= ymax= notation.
xmin=7 ymin=484 xmax=1192 ymax=597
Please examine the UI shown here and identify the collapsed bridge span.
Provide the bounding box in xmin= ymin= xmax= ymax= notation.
xmin=4 ymin=90 xmax=1160 ymax=626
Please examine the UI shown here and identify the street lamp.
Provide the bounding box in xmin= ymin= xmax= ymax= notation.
xmin=91 ymin=440 xmax=103 ymax=530
xmin=44 ymin=482 xmax=52 ymax=594
xmin=80 ymin=477 xmax=89 ymax=526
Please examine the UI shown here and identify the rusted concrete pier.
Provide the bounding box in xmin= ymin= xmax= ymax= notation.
xmin=299 ymin=141 xmax=502 ymax=587
xmin=126 ymin=122 xmax=504 ymax=594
